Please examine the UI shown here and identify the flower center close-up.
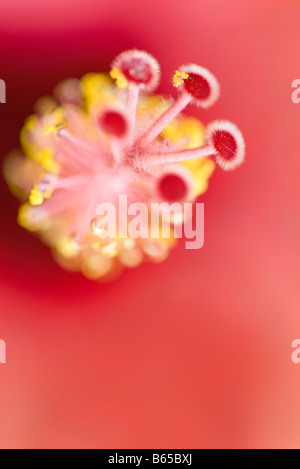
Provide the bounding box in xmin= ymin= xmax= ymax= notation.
xmin=4 ymin=49 xmax=245 ymax=280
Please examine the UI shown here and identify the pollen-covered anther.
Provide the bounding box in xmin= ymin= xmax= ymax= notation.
xmin=38 ymin=173 xmax=57 ymax=195
xmin=91 ymin=217 xmax=108 ymax=238
xmin=206 ymin=120 xmax=245 ymax=170
xmin=156 ymin=165 xmax=194 ymax=203
xmin=173 ymin=71 xmax=189 ymax=88
xmin=109 ymin=68 xmax=128 ymax=89
xmin=29 ymin=187 xmax=44 ymax=206
xmin=56 ymin=236 xmax=82 ymax=259
xmin=111 ymin=49 xmax=161 ymax=92
xmin=45 ymin=122 xmax=67 ymax=136
xmin=176 ymin=64 xmax=220 ymax=108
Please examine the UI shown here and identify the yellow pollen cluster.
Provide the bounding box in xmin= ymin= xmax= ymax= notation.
xmin=173 ymin=71 xmax=189 ymax=88
xmin=29 ymin=187 xmax=44 ymax=206
xmin=109 ymin=68 xmax=128 ymax=89
xmin=39 ymin=150 xmax=60 ymax=174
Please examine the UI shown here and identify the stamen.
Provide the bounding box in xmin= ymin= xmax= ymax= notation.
xmin=30 ymin=173 xmax=58 ymax=204
xmin=33 ymin=190 xmax=80 ymax=218
xmin=109 ymin=68 xmax=128 ymax=88
xmin=56 ymin=237 xmax=82 ymax=259
xmin=91 ymin=217 xmax=106 ymax=237
xmin=29 ymin=187 xmax=44 ymax=206
xmin=57 ymin=127 xmax=97 ymax=154
xmin=173 ymin=70 xmax=189 ymax=88
xmin=37 ymin=173 xmax=57 ymax=194
xmin=44 ymin=122 xmax=66 ymax=136
xmin=54 ymin=174 xmax=89 ymax=190
xmin=69 ymin=175 xmax=103 ymax=243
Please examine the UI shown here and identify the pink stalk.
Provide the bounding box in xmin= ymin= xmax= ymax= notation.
xmin=55 ymin=174 xmax=90 ymax=190
xmin=69 ymin=176 xmax=99 ymax=240
xmin=58 ymin=129 xmax=100 ymax=170
xmin=110 ymin=137 xmax=123 ymax=165
xmin=37 ymin=190 xmax=81 ymax=218
xmin=126 ymin=84 xmax=140 ymax=145
xmin=58 ymin=129 xmax=97 ymax=155
xmin=73 ymin=196 xmax=99 ymax=243
xmin=143 ymin=144 xmax=214 ymax=168
xmin=137 ymin=92 xmax=192 ymax=148
xmin=70 ymin=174 xmax=108 ymax=242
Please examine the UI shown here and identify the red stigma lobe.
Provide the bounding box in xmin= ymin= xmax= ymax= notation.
xmin=184 ymin=73 xmax=211 ymax=100
xmin=212 ymin=130 xmax=237 ymax=160
xmin=100 ymin=111 xmax=128 ymax=138
xmin=121 ymin=58 xmax=153 ymax=85
xmin=159 ymin=173 xmax=188 ymax=202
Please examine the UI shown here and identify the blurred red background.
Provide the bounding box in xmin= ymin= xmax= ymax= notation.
xmin=0 ymin=0 xmax=300 ymax=449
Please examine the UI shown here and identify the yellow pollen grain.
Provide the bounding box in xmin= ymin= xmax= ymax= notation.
xmin=102 ymin=241 xmax=119 ymax=257
xmin=173 ymin=71 xmax=189 ymax=88
xmin=192 ymin=159 xmax=216 ymax=196
xmin=17 ymin=204 xmax=35 ymax=231
xmin=29 ymin=187 xmax=44 ymax=206
xmin=44 ymin=107 xmax=66 ymax=135
xmin=56 ymin=238 xmax=81 ymax=259
xmin=44 ymin=123 xmax=65 ymax=136
xmin=40 ymin=149 xmax=60 ymax=174
xmin=82 ymin=253 xmax=113 ymax=279
xmin=109 ymin=68 xmax=128 ymax=89
xmin=44 ymin=125 xmax=56 ymax=135
xmin=162 ymin=117 xmax=205 ymax=155
xmin=81 ymin=73 xmax=115 ymax=107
